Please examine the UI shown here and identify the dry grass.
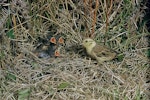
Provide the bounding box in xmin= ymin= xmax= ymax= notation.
xmin=0 ymin=0 xmax=149 ymax=100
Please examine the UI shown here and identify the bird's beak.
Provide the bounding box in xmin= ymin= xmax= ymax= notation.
xmin=80 ymin=43 xmax=83 ymax=46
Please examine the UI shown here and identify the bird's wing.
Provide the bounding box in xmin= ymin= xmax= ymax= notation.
xmin=92 ymin=44 xmax=116 ymax=58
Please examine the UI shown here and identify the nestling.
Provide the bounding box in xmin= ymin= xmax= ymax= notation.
xmin=82 ymin=38 xmax=117 ymax=63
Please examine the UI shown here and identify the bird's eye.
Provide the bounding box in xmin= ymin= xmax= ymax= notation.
xmin=85 ymin=40 xmax=88 ymax=42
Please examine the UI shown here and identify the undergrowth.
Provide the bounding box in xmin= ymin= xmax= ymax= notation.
xmin=0 ymin=0 xmax=149 ymax=100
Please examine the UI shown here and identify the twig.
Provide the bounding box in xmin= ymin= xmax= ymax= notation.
xmin=90 ymin=0 xmax=99 ymax=38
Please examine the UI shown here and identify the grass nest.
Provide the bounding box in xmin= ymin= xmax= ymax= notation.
xmin=0 ymin=0 xmax=149 ymax=100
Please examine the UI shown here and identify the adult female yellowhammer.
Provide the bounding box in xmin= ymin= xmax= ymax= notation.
xmin=82 ymin=38 xmax=117 ymax=64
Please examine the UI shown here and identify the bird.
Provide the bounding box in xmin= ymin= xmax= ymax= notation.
xmin=82 ymin=38 xmax=117 ymax=64
xmin=49 ymin=36 xmax=64 ymax=57
xmin=34 ymin=36 xmax=65 ymax=58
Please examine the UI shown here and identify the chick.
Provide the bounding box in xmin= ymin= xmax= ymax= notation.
xmin=82 ymin=38 xmax=117 ymax=63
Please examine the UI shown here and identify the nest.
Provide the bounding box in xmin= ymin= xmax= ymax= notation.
xmin=0 ymin=0 xmax=149 ymax=99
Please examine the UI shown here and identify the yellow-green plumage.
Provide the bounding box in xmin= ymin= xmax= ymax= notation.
xmin=82 ymin=38 xmax=117 ymax=63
